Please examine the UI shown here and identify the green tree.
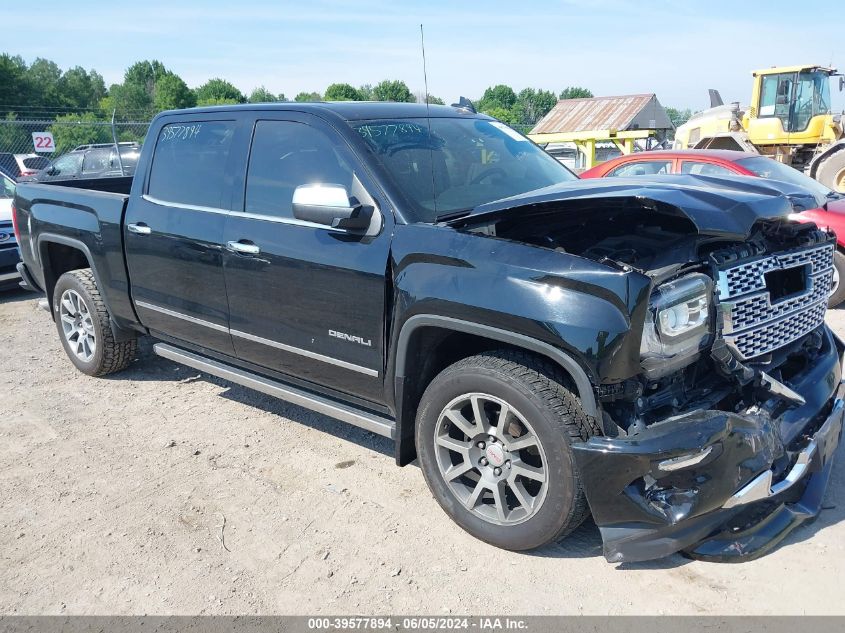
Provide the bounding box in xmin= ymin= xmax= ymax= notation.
xmin=665 ymin=107 xmax=693 ymax=128
xmin=49 ymin=112 xmax=111 ymax=154
xmin=154 ymin=74 xmax=196 ymax=111
xmin=124 ymin=60 xmax=168 ymax=94
xmin=358 ymin=84 xmax=374 ymax=100
xmin=372 ymin=79 xmax=415 ymax=103
xmin=194 ymin=78 xmax=246 ymax=105
xmin=482 ymin=106 xmax=520 ymax=125
xmin=425 ymin=95 xmax=445 ymax=105
xmin=0 ymin=113 xmax=30 ymax=153
xmin=196 ymin=97 xmax=243 ymax=107
xmin=559 ymin=86 xmax=593 ymax=100
xmin=478 ymin=84 xmax=517 ymax=112
xmin=294 ymin=91 xmax=322 ymax=102
xmin=26 ymin=58 xmax=64 ymax=109
xmin=324 ymin=83 xmax=362 ymax=101
xmin=0 ymin=55 xmax=31 ymax=115
xmin=105 ymin=82 xmax=152 ymax=118
xmin=248 ymin=86 xmax=279 ymax=103
xmin=513 ymin=88 xmax=557 ymax=125
xmin=58 ymin=67 xmax=107 ymax=111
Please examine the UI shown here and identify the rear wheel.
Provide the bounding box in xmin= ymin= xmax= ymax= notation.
xmin=415 ymin=350 xmax=598 ymax=550
xmin=817 ymin=150 xmax=845 ymax=194
xmin=53 ymin=269 xmax=137 ymax=376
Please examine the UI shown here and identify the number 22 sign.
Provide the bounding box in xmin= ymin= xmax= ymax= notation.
xmin=32 ymin=132 xmax=55 ymax=153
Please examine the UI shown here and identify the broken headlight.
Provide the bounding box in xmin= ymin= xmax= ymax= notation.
xmin=640 ymin=273 xmax=713 ymax=379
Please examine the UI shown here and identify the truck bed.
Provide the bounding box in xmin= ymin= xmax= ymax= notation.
xmin=29 ymin=175 xmax=134 ymax=196
xmin=13 ymin=179 xmax=136 ymax=329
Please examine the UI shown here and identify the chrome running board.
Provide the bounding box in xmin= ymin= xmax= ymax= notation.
xmin=153 ymin=343 xmax=396 ymax=439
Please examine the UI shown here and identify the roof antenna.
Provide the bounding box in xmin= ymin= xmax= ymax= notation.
xmin=420 ymin=24 xmax=431 ymax=110
xmin=420 ymin=23 xmax=438 ymax=214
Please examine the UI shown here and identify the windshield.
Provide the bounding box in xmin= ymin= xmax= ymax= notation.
xmin=737 ymin=155 xmax=835 ymax=199
xmin=758 ymin=70 xmax=832 ymax=133
xmin=793 ymin=70 xmax=832 ymax=131
xmin=351 ymin=117 xmax=577 ymax=222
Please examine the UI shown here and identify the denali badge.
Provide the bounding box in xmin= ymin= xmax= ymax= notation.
xmin=328 ymin=329 xmax=372 ymax=347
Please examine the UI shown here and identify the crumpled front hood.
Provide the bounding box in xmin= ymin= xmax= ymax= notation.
xmin=448 ymin=174 xmax=798 ymax=240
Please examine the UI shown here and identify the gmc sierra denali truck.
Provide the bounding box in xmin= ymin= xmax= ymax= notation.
xmin=11 ymin=102 xmax=845 ymax=563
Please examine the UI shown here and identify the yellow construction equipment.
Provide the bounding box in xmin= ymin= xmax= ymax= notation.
xmin=674 ymin=65 xmax=845 ymax=192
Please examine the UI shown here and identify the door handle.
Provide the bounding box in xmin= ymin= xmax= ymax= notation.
xmin=127 ymin=222 xmax=152 ymax=235
xmin=227 ymin=240 xmax=260 ymax=255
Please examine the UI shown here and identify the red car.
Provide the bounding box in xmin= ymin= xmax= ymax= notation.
xmin=581 ymin=149 xmax=845 ymax=306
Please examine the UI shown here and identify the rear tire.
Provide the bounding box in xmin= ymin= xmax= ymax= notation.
xmin=53 ymin=269 xmax=137 ymax=376
xmin=816 ymin=150 xmax=845 ymax=194
xmin=415 ymin=350 xmax=599 ymax=551
xmin=829 ymin=250 xmax=845 ymax=308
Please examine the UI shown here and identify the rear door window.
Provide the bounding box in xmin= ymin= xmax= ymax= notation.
xmin=82 ymin=149 xmax=111 ymax=174
xmin=0 ymin=154 xmax=19 ymax=177
xmin=22 ymin=156 xmax=51 ymax=170
xmin=148 ymin=121 xmax=236 ymax=208
xmin=680 ymin=161 xmax=735 ymax=176
xmin=606 ymin=160 xmax=673 ymax=177
xmin=50 ymin=153 xmax=83 ymax=177
xmin=1 ymin=175 xmax=15 ymax=198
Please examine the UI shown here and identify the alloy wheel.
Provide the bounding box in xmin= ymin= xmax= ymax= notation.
xmin=433 ymin=393 xmax=548 ymax=526
xmin=59 ymin=289 xmax=96 ymax=363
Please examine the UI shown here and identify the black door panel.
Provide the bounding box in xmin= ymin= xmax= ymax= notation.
xmin=223 ymin=115 xmax=392 ymax=404
xmin=125 ymin=117 xmax=239 ymax=355
xmin=126 ymin=197 xmax=234 ymax=354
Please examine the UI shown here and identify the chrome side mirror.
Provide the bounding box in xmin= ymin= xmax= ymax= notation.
xmin=292 ymin=184 xmax=373 ymax=231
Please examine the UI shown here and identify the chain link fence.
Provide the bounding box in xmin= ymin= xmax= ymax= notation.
xmin=0 ymin=114 xmax=150 ymax=166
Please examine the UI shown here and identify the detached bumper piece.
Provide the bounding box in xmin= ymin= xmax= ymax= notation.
xmin=574 ymin=327 xmax=844 ymax=563
xmin=686 ymin=399 xmax=843 ymax=562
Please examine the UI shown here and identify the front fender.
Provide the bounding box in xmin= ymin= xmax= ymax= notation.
xmin=389 ymin=223 xmax=652 ymax=384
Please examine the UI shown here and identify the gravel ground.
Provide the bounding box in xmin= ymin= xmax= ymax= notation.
xmin=1 ymin=288 xmax=844 ymax=615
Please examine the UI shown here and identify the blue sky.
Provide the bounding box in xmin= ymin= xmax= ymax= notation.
xmin=4 ymin=0 xmax=844 ymax=111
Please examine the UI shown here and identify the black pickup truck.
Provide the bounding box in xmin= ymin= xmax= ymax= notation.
xmin=12 ymin=102 xmax=845 ymax=563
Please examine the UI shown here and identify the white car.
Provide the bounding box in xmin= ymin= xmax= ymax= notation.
xmin=0 ymin=172 xmax=21 ymax=290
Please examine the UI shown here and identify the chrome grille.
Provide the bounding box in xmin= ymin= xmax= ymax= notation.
xmin=717 ymin=242 xmax=833 ymax=359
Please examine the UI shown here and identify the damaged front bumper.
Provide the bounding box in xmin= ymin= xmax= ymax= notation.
xmin=574 ymin=326 xmax=845 ymax=563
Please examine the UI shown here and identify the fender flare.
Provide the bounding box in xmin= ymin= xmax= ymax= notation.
xmin=392 ymin=314 xmax=599 ymax=466
xmin=36 ymin=233 xmax=136 ymax=342
xmin=395 ymin=315 xmax=598 ymax=415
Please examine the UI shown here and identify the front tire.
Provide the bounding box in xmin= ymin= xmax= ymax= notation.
xmin=415 ymin=350 xmax=599 ymax=551
xmin=817 ymin=150 xmax=845 ymax=194
xmin=53 ymin=269 xmax=137 ymax=376
xmin=830 ymin=250 xmax=845 ymax=308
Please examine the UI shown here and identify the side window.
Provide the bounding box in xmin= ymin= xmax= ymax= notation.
xmin=82 ymin=149 xmax=110 ymax=174
xmin=148 ymin=121 xmax=236 ymax=208
xmin=606 ymin=160 xmax=672 ymax=177
xmin=759 ymin=72 xmax=792 ymax=128
xmin=51 ymin=153 xmax=83 ymax=176
xmin=680 ymin=161 xmax=735 ymax=176
xmin=1 ymin=176 xmax=15 ymax=199
xmin=245 ymin=120 xmax=354 ymax=219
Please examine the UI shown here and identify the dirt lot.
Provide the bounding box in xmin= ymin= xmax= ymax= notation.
xmin=1 ymin=288 xmax=844 ymax=616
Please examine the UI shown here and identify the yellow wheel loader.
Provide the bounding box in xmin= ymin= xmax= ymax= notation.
xmin=674 ymin=65 xmax=845 ymax=192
